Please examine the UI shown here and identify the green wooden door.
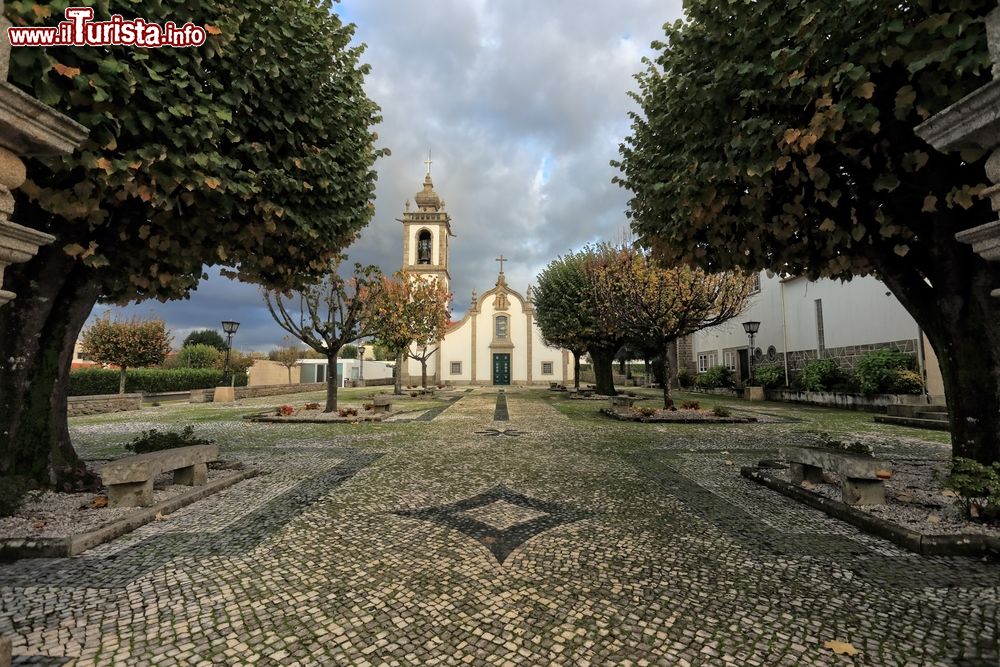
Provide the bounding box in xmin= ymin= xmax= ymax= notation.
xmin=492 ymin=353 xmax=511 ymax=385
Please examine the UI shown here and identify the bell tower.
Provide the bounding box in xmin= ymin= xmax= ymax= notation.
xmin=398 ymin=155 xmax=452 ymax=291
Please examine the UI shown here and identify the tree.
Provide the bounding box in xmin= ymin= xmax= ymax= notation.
xmin=370 ymin=273 xmax=451 ymax=392
xmin=616 ymin=0 xmax=1000 ymax=464
xmin=269 ymin=338 xmax=302 ymax=385
xmin=0 ymin=0 xmax=383 ymax=484
xmin=80 ymin=313 xmax=172 ymax=394
xmin=176 ymin=343 xmax=221 ymax=369
xmin=264 ymin=261 xmax=382 ymax=411
xmin=534 ymin=247 xmax=627 ymax=394
xmin=589 ymin=249 xmax=753 ymax=408
xmin=183 ymin=330 xmax=227 ymax=351
xmin=341 ymin=344 xmax=359 ymax=360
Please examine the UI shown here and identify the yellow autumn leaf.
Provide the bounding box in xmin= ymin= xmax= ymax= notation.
xmin=95 ymin=157 xmax=112 ymax=172
xmin=894 ymin=244 xmax=910 ymax=257
xmin=205 ymin=177 xmax=221 ymax=190
xmin=804 ymin=154 xmax=821 ymax=170
xmin=775 ymin=156 xmax=791 ymax=171
xmin=854 ymin=81 xmax=875 ymax=99
xmin=63 ymin=243 xmax=86 ymax=257
xmin=205 ymin=25 xmax=222 ymax=35
xmin=782 ymin=128 xmax=801 ymax=146
xmin=922 ymin=195 xmax=937 ymax=213
xmin=823 ymin=640 xmax=859 ymax=656
xmin=819 ymin=218 xmax=836 ymax=232
xmin=32 ymin=3 xmax=51 ymax=18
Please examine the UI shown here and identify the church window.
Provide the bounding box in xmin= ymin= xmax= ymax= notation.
xmin=450 ymin=361 xmax=462 ymax=375
xmin=541 ymin=361 xmax=554 ymax=375
xmin=495 ymin=315 xmax=508 ymax=339
xmin=417 ymin=230 xmax=432 ymax=264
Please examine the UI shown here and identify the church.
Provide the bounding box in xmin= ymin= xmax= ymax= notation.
xmin=398 ymin=167 xmax=575 ymax=387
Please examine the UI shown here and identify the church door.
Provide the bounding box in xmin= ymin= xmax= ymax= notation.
xmin=492 ymin=353 xmax=511 ymax=386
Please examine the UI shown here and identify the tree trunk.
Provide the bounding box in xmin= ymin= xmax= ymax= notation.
xmin=325 ymin=352 xmax=339 ymax=412
xmin=572 ymin=351 xmax=581 ymax=390
xmin=0 ymin=246 xmax=101 ymax=486
xmin=661 ymin=343 xmax=673 ymax=409
xmin=875 ymin=226 xmax=1000 ymax=466
xmin=588 ymin=346 xmax=618 ymax=396
xmin=287 ymin=367 xmax=292 ymax=385
xmin=420 ymin=356 xmax=427 ymax=389
xmin=644 ymin=357 xmax=651 ymax=386
xmin=118 ymin=366 xmax=127 ymax=394
xmin=394 ymin=350 xmax=404 ymax=395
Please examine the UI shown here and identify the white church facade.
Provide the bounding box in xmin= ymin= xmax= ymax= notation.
xmin=398 ymin=169 xmax=574 ymax=386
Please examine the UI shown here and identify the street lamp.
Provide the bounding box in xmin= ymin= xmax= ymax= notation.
xmin=742 ymin=321 xmax=761 ymax=386
xmin=221 ymin=320 xmax=240 ymax=386
xmin=358 ymin=344 xmax=366 ymax=384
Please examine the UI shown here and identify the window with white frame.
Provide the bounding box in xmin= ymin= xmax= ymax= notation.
xmin=723 ymin=350 xmax=738 ymax=371
xmin=541 ymin=361 xmax=554 ymax=375
xmin=698 ymin=352 xmax=717 ymax=373
xmin=450 ymin=361 xmax=462 ymax=375
xmin=749 ymin=272 xmax=761 ymax=295
xmin=495 ymin=315 xmax=508 ymax=339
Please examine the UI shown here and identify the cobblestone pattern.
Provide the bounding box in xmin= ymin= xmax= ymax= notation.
xmin=0 ymin=389 xmax=996 ymax=666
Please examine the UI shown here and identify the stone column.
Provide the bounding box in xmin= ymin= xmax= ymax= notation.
xmin=0 ymin=5 xmax=89 ymax=306
xmin=915 ymin=5 xmax=1000 ymax=295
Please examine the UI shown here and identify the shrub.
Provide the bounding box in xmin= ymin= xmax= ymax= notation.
xmin=636 ymin=407 xmax=657 ymax=417
xmin=304 ymin=402 xmax=321 ymax=410
xmin=946 ymin=458 xmax=1000 ymax=521
xmin=676 ymin=367 xmax=691 ymax=388
xmin=695 ymin=365 xmax=734 ymax=389
xmin=0 ymin=476 xmax=30 ymax=517
xmin=814 ymin=431 xmax=874 ymax=457
xmin=854 ymin=349 xmax=917 ymax=395
xmin=752 ymin=364 xmax=784 ymax=389
xmin=712 ymin=406 xmax=731 ymax=417
xmin=176 ymin=343 xmax=222 ymax=369
xmin=337 ymin=407 xmax=358 ymax=417
xmin=796 ymin=359 xmax=842 ymax=392
xmin=888 ymin=369 xmax=924 ymax=395
xmin=125 ymin=425 xmax=213 ymax=454
xmin=69 ymin=368 xmax=247 ymax=396
xmin=277 ymin=405 xmax=295 ymax=416
xmin=680 ymin=400 xmax=700 ymax=410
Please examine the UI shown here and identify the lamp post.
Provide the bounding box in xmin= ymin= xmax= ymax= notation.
xmin=358 ymin=344 xmax=366 ymax=385
xmin=742 ymin=320 xmax=761 ymax=387
xmin=221 ymin=320 xmax=240 ymax=386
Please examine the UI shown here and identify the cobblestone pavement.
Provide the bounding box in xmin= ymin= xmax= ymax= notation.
xmin=1 ymin=388 xmax=997 ymax=666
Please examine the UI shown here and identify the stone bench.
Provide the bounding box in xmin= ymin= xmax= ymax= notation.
xmin=372 ymin=396 xmax=393 ymax=414
xmin=781 ymin=446 xmax=891 ymax=505
xmin=609 ymin=395 xmax=636 ymax=412
xmin=100 ymin=444 xmax=219 ymax=508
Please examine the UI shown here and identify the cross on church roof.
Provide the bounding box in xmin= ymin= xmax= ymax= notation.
xmin=495 ymin=255 xmax=507 ymax=273
xmin=424 ymin=150 xmax=432 ymax=175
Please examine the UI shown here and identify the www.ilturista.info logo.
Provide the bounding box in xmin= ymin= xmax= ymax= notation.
xmin=7 ymin=7 xmax=212 ymax=48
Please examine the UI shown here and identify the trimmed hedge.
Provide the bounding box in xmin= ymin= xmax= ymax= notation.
xmin=69 ymin=368 xmax=248 ymax=396
xmin=695 ymin=365 xmax=734 ymax=389
xmin=854 ymin=349 xmax=920 ymax=395
xmin=752 ymin=363 xmax=785 ymax=389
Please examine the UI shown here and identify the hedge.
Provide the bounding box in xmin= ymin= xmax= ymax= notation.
xmin=69 ymin=368 xmax=248 ymax=396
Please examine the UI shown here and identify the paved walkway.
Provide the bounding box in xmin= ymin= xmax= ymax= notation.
xmin=0 ymin=389 xmax=997 ymax=666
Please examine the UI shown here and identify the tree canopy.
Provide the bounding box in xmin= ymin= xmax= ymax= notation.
xmin=80 ymin=312 xmax=172 ymax=393
xmin=183 ymin=330 xmax=227 ymax=351
xmin=615 ymin=0 xmax=1000 ymax=464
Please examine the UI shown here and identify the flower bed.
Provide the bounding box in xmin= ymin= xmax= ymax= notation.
xmin=600 ymin=407 xmax=756 ymax=424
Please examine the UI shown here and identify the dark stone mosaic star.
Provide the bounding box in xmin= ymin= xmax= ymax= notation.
xmin=395 ymin=485 xmax=590 ymax=564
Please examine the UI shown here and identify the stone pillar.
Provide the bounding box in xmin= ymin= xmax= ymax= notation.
xmin=0 ymin=7 xmax=89 ymax=306
xmin=916 ymin=6 xmax=1000 ymax=294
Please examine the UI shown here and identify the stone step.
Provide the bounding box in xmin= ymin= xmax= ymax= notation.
xmin=915 ymin=410 xmax=949 ymax=421
xmin=873 ymin=415 xmax=950 ymax=431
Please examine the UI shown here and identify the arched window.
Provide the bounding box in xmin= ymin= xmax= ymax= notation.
xmin=417 ymin=230 xmax=432 ymax=264
xmin=495 ymin=315 xmax=508 ymax=339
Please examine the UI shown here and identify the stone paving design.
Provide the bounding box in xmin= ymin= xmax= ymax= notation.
xmin=473 ymin=427 xmax=525 ymax=437
xmin=395 ymin=484 xmax=591 ymax=564
xmin=0 ymin=389 xmax=997 ymax=665
xmin=492 ymin=391 xmax=509 ymax=421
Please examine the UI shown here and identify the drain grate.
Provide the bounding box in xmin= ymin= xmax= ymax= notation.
xmin=493 ymin=392 xmax=509 ymax=421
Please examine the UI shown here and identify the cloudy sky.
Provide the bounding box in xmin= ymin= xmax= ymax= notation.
xmin=114 ymin=0 xmax=684 ymax=351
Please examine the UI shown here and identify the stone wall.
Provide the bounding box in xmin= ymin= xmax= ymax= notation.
xmin=784 ymin=338 xmax=917 ymax=374
xmin=764 ymin=388 xmax=932 ymax=412
xmin=190 ymin=382 xmax=328 ymax=403
xmin=67 ymin=393 xmax=142 ymax=417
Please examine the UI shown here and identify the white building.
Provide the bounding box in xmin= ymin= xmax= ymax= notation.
xmin=298 ymin=358 xmax=394 ymax=387
xmin=398 ymin=168 xmax=574 ymax=386
xmin=682 ymin=272 xmax=944 ymax=398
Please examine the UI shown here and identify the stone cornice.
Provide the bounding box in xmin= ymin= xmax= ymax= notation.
xmin=0 ymin=82 xmax=88 ymax=156
xmin=915 ymin=79 xmax=1000 ymax=152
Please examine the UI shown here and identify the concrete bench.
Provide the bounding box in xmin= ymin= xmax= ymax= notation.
xmin=372 ymin=396 xmax=393 ymax=414
xmin=100 ymin=444 xmax=219 ymax=508
xmin=609 ymin=395 xmax=636 ymax=412
xmin=781 ymin=446 xmax=891 ymax=505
